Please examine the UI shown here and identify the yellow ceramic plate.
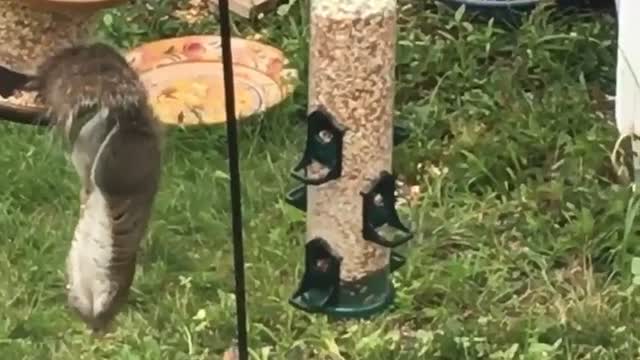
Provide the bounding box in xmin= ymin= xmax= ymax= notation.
xmin=126 ymin=35 xmax=298 ymax=126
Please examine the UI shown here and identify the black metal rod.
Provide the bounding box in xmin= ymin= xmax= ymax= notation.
xmin=218 ymin=1 xmax=249 ymax=359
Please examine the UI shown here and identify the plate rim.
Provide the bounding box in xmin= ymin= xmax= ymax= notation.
xmin=128 ymin=35 xmax=298 ymax=126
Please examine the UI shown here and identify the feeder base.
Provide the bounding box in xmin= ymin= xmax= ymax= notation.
xmin=290 ymin=265 xmax=395 ymax=319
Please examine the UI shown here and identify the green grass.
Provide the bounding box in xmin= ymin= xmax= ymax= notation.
xmin=1 ymin=0 xmax=638 ymax=358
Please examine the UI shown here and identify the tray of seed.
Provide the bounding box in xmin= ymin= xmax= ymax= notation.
xmin=0 ymin=90 xmax=48 ymax=125
xmin=0 ymin=0 xmax=107 ymax=124
xmin=305 ymin=0 xmax=396 ymax=286
xmin=0 ymin=0 xmax=100 ymax=76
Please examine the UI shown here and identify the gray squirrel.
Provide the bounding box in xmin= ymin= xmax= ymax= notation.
xmin=27 ymin=43 xmax=164 ymax=332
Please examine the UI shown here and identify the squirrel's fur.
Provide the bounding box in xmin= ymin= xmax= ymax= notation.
xmin=29 ymin=43 xmax=163 ymax=332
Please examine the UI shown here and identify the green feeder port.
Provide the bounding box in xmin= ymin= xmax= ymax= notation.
xmin=285 ymin=184 xmax=306 ymax=212
xmin=290 ymin=238 xmax=396 ymax=318
xmin=285 ymin=124 xmax=411 ymax=213
xmin=361 ymin=171 xmax=413 ymax=248
xmin=290 ymin=107 xmax=346 ymax=186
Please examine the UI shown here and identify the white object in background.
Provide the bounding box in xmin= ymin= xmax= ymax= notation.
xmin=615 ymin=0 xmax=640 ymax=184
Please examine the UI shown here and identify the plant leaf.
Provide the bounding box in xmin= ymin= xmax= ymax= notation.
xmin=454 ymin=5 xmax=466 ymax=22
xmin=632 ymin=257 xmax=640 ymax=275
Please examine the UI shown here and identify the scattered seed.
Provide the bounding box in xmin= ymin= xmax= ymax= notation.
xmin=0 ymin=89 xmax=42 ymax=108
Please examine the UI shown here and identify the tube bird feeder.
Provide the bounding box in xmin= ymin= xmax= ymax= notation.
xmin=286 ymin=0 xmax=412 ymax=318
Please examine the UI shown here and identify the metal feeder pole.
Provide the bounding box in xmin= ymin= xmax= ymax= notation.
xmin=286 ymin=0 xmax=412 ymax=318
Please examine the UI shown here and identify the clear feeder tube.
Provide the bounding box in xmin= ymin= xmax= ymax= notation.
xmin=304 ymin=0 xmax=397 ymax=311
